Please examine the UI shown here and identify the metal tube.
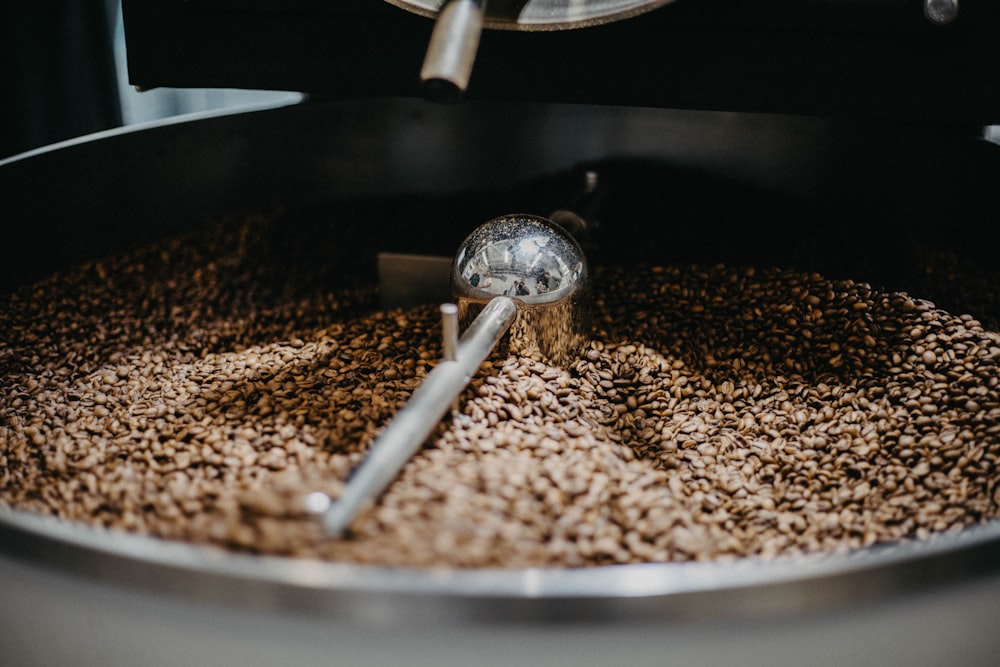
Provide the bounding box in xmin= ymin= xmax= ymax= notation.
xmin=323 ymin=296 xmax=518 ymax=536
xmin=441 ymin=303 xmax=459 ymax=361
xmin=441 ymin=302 xmax=461 ymax=412
xmin=420 ymin=0 xmax=486 ymax=100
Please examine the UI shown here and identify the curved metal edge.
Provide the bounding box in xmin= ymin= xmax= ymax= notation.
xmin=383 ymin=0 xmax=678 ymax=31
xmin=0 ymin=95 xmax=305 ymax=170
xmin=3 ymin=506 xmax=1000 ymax=624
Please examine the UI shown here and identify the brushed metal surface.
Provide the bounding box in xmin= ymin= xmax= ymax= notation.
xmin=385 ymin=0 xmax=676 ymax=30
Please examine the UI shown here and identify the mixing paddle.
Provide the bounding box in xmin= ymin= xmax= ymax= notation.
xmin=320 ymin=213 xmax=590 ymax=536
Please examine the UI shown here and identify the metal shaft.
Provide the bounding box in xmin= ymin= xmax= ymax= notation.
xmin=323 ymin=296 xmax=518 ymax=536
xmin=420 ymin=0 xmax=486 ymax=100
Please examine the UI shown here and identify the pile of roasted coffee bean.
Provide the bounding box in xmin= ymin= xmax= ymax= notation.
xmin=1 ymin=213 xmax=998 ymax=567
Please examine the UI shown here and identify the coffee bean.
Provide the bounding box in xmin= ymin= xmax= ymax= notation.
xmin=1 ymin=212 xmax=998 ymax=567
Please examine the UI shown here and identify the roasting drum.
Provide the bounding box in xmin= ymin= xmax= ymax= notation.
xmin=2 ymin=98 xmax=1000 ymax=667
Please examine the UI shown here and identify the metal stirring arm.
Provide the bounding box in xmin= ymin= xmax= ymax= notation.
xmin=420 ymin=0 xmax=487 ymax=100
xmin=322 ymin=296 xmax=517 ymax=536
xmin=321 ymin=213 xmax=589 ymax=536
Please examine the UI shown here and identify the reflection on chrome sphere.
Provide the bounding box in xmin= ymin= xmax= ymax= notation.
xmin=451 ymin=214 xmax=590 ymax=366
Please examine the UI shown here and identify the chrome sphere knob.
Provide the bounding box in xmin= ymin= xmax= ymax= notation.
xmin=451 ymin=214 xmax=590 ymax=366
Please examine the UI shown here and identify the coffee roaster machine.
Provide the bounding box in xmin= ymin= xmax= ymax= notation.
xmin=2 ymin=1 xmax=1000 ymax=665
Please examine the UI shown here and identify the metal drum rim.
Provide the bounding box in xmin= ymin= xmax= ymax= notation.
xmin=3 ymin=505 xmax=1000 ymax=620
xmin=383 ymin=0 xmax=678 ymax=31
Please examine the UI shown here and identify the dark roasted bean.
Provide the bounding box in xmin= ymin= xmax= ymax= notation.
xmin=1 ymin=214 xmax=998 ymax=568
